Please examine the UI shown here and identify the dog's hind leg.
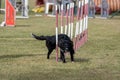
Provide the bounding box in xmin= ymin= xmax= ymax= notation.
xmin=59 ymin=52 xmax=63 ymax=62
xmin=47 ymin=49 xmax=53 ymax=59
xmin=60 ymin=53 xmax=62 ymax=60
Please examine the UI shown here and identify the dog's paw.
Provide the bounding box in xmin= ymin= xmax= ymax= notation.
xmin=58 ymin=59 xmax=62 ymax=62
xmin=71 ymin=61 xmax=75 ymax=63
xmin=63 ymin=61 xmax=66 ymax=63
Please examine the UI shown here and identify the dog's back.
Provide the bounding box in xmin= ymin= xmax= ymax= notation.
xmin=58 ymin=34 xmax=72 ymax=43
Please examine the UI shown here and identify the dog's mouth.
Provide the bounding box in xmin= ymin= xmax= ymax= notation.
xmin=61 ymin=48 xmax=69 ymax=53
xmin=64 ymin=52 xmax=69 ymax=55
xmin=64 ymin=50 xmax=68 ymax=53
xmin=65 ymin=48 xmax=69 ymax=52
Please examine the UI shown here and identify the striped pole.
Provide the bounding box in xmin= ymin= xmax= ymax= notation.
xmin=74 ymin=0 xmax=89 ymax=50
xmin=65 ymin=4 xmax=69 ymax=35
xmin=74 ymin=1 xmax=81 ymax=50
xmin=58 ymin=0 xmax=88 ymax=51
xmin=85 ymin=0 xmax=89 ymax=42
xmin=81 ymin=0 xmax=87 ymax=43
xmin=68 ymin=3 xmax=72 ymax=38
xmin=79 ymin=1 xmax=84 ymax=35
xmin=75 ymin=1 xmax=81 ymax=37
xmin=71 ymin=3 xmax=74 ymax=39
xmin=61 ymin=4 xmax=64 ymax=34
xmin=55 ymin=5 xmax=58 ymax=62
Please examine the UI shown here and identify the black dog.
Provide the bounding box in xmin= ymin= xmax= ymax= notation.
xmin=32 ymin=33 xmax=75 ymax=63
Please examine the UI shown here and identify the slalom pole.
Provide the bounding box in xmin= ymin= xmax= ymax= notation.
xmin=74 ymin=1 xmax=81 ymax=50
xmin=65 ymin=4 xmax=69 ymax=35
xmin=68 ymin=3 xmax=71 ymax=38
xmin=71 ymin=3 xmax=74 ymax=39
xmin=85 ymin=0 xmax=89 ymax=42
xmin=79 ymin=1 xmax=84 ymax=35
xmin=55 ymin=5 xmax=58 ymax=62
xmin=61 ymin=4 xmax=64 ymax=34
xmin=77 ymin=1 xmax=82 ymax=50
xmin=75 ymin=1 xmax=80 ymax=37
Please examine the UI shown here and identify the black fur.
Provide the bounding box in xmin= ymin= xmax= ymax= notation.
xmin=32 ymin=33 xmax=75 ymax=63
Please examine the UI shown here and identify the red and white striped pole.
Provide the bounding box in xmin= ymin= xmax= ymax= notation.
xmin=55 ymin=5 xmax=58 ymax=62
xmin=68 ymin=3 xmax=72 ymax=38
xmin=75 ymin=1 xmax=81 ymax=37
xmin=80 ymin=0 xmax=84 ymax=47
xmin=85 ymin=0 xmax=88 ymax=42
xmin=74 ymin=0 xmax=89 ymax=50
xmin=79 ymin=1 xmax=84 ymax=35
xmin=71 ymin=3 xmax=74 ymax=39
xmin=74 ymin=1 xmax=81 ymax=50
xmin=61 ymin=4 xmax=64 ymax=34
xmin=65 ymin=4 xmax=69 ymax=35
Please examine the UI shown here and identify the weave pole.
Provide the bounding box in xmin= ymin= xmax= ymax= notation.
xmin=70 ymin=3 xmax=74 ymax=39
xmin=64 ymin=3 xmax=74 ymax=39
xmin=68 ymin=3 xmax=72 ymax=38
xmin=65 ymin=4 xmax=69 ymax=35
xmin=61 ymin=4 xmax=64 ymax=34
xmin=74 ymin=0 xmax=88 ymax=50
xmin=56 ymin=0 xmax=88 ymax=55
xmin=55 ymin=5 xmax=58 ymax=62
xmin=85 ymin=0 xmax=89 ymax=43
xmin=74 ymin=1 xmax=81 ymax=50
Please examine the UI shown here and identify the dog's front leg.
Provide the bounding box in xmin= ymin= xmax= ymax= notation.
xmin=70 ymin=53 xmax=74 ymax=62
xmin=60 ymin=50 xmax=66 ymax=63
xmin=60 ymin=51 xmax=62 ymax=61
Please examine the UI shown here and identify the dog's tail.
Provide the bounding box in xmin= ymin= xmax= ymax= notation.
xmin=31 ymin=33 xmax=47 ymax=40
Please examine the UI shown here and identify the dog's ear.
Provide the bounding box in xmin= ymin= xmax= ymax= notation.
xmin=58 ymin=39 xmax=66 ymax=47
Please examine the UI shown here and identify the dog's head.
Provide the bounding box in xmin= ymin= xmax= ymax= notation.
xmin=62 ymin=43 xmax=70 ymax=53
xmin=59 ymin=39 xmax=74 ymax=53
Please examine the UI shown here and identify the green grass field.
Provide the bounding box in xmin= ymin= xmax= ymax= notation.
xmin=0 ymin=0 xmax=120 ymax=80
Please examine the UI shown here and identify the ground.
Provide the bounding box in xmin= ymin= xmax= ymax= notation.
xmin=0 ymin=0 xmax=120 ymax=80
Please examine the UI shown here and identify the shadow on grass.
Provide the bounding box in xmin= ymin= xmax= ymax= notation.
xmin=75 ymin=58 xmax=90 ymax=63
xmin=15 ymin=25 xmax=30 ymax=27
xmin=55 ymin=57 xmax=90 ymax=63
xmin=0 ymin=53 xmax=45 ymax=59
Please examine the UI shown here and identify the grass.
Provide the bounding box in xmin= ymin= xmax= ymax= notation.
xmin=0 ymin=0 xmax=120 ymax=80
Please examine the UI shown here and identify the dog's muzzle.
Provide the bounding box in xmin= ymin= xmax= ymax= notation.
xmin=61 ymin=48 xmax=69 ymax=53
xmin=65 ymin=48 xmax=69 ymax=52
